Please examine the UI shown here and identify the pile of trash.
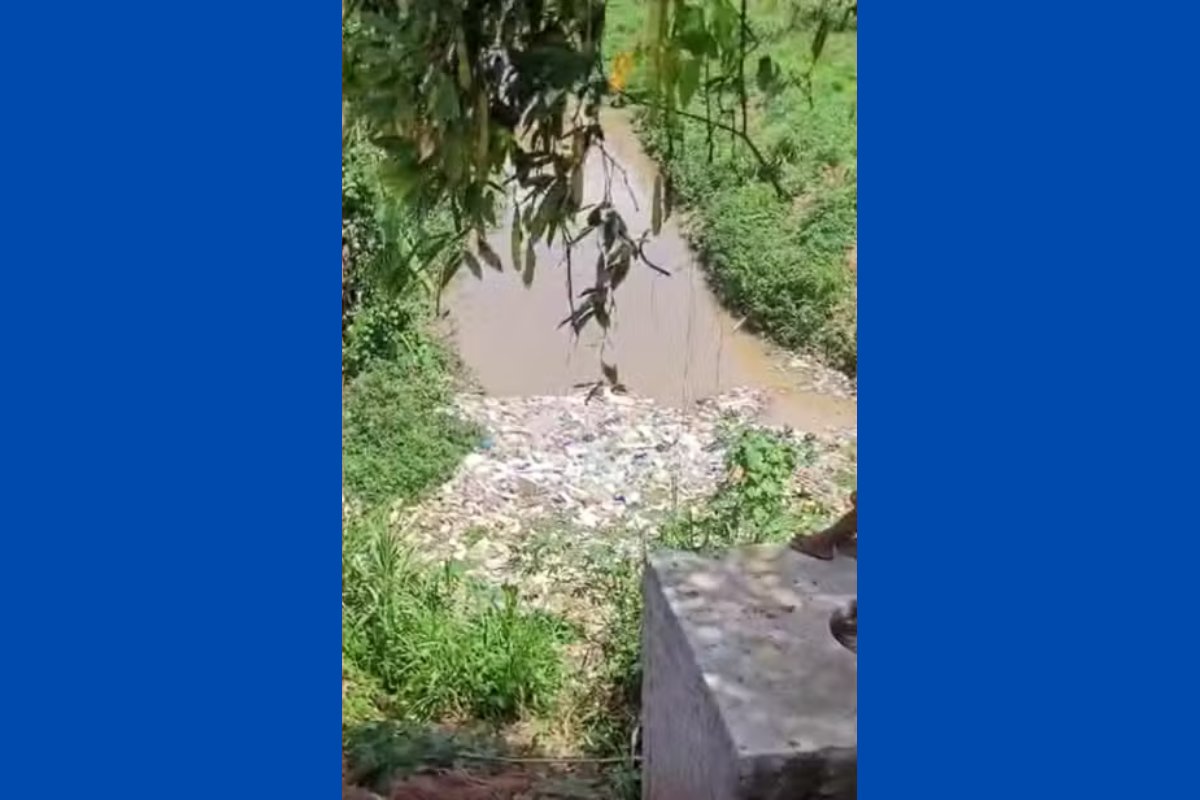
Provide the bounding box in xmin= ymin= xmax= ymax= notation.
xmin=397 ymin=388 xmax=856 ymax=584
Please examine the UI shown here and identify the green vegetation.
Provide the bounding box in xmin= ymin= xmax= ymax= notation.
xmin=340 ymin=2 xmax=857 ymax=793
xmin=342 ymin=516 xmax=572 ymax=724
xmin=660 ymin=428 xmax=826 ymax=551
xmin=342 ymin=358 xmax=477 ymax=508
xmin=607 ymin=0 xmax=858 ymax=374
xmin=344 ymin=1 xmax=854 ymax=388
xmin=342 ymin=131 xmax=572 ymax=734
xmin=591 ymin=431 xmax=835 ymax=795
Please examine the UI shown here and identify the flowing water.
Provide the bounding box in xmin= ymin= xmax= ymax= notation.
xmin=445 ymin=110 xmax=856 ymax=433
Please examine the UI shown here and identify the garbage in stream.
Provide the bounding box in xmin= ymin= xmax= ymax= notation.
xmin=391 ymin=388 xmax=856 ymax=599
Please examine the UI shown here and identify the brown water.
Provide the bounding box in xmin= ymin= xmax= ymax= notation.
xmin=445 ymin=110 xmax=856 ymax=432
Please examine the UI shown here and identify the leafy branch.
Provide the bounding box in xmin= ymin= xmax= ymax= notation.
xmin=342 ymin=0 xmax=840 ymax=390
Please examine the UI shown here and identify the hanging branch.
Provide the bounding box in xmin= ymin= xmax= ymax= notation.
xmin=620 ymin=91 xmax=787 ymax=201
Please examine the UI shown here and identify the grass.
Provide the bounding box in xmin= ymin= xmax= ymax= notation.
xmin=486 ymin=425 xmax=839 ymax=787
xmin=604 ymin=0 xmax=858 ymax=375
xmin=340 ymin=293 xmax=569 ymax=730
xmin=342 ymin=340 xmax=480 ymax=509
xmin=342 ymin=131 xmax=576 ymax=767
xmin=342 ymin=401 xmax=850 ymax=797
xmin=343 ymin=514 xmax=573 ymax=725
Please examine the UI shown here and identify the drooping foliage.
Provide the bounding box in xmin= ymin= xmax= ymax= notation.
xmin=342 ymin=0 xmax=854 ymax=377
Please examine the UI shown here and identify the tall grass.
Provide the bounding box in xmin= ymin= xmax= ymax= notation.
xmin=342 ymin=126 xmax=570 ymax=731
xmin=343 ymin=515 xmax=572 ymax=723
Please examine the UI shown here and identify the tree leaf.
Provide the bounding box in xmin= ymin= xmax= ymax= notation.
xmin=811 ymin=17 xmax=831 ymax=65
xmin=601 ymin=361 xmax=619 ymax=386
xmin=678 ymin=57 xmax=702 ymax=108
xmin=592 ymin=294 xmax=610 ymax=329
xmin=455 ymin=29 xmax=473 ymax=90
xmin=475 ymin=91 xmax=490 ymax=172
xmin=676 ymin=4 xmax=712 ymax=56
xmin=530 ymin=180 xmax=563 ymax=241
xmin=756 ymin=55 xmax=775 ymax=93
xmin=439 ymin=257 xmax=461 ymax=289
xmin=510 ymin=207 xmax=523 ymax=272
xmin=477 ymin=236 xmax=503 ymax=272
xmin=609 ymin=246 xmax=632 ymax=290
xmin=709 ymin=0 xmax=737 ymax=50
xmin=523 ymin=238 xmax=536 ymax=287
xmin=558 ymin=305 xmax=595 ymax=331
xmin=431 ymin=72 xmax=460 ymax=123
xmin=569 ymin=161 xmax=585 ymax=209
xmin=651 ymin=173 xmax=663 ymax=235
xmin=463 ymin=250 xmax=483 ymax=279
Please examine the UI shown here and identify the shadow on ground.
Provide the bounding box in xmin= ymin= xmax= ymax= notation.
xmin=343 ymin=720 xmax=638 ymax=800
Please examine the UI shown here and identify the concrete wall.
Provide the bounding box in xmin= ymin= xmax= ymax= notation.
xmin=642 ymin=545 xmax=857 ymax=800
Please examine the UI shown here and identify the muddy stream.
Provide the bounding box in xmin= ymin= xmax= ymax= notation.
xmin=445 ymin=110 xmax=856 ymax=432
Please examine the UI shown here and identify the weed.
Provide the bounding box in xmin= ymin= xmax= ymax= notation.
xmin=660 ymin=427 xmax=811 ymax=552
xmin=343 ymin=516 xmax=572 ymax=724
xmin=342 ymin=351 xmax=479 ymax=509
xmin=342 ymin=297 xmax=423 ymax=381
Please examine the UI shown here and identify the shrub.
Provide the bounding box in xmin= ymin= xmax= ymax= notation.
xmin=659 ymin=427 xmax=813 ymax=552
xmin=341 ymin=297 xmax=423 ymax=381
xmin=342 ymin=350 xmax=478 ymax=509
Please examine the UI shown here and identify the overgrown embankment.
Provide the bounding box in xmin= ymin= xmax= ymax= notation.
xmin=606 ymin=0 xmax=858 ymax=376
xmin=343 ymin=131 xmax=571 ymax=734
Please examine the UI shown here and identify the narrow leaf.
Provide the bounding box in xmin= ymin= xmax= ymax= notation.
xmin=455 ymin=29 xmax=473 ymax=90
xmin=523 ymin=239 xmax=536 ymax=287
xmin=463 ymin=251 xmax=483 ymax=279
xmin=569 ymin=161 xmax=585 ymax=209
xmin=558 ymin=306 xmax=595 ymax=331
xmin=510 ymin=207 xmax=523 ymax=272
xmin=593 ymin=295 xmax=610 ymax=329
xmin=678 ymin=57 xmax=701 ymax=108
xmin=610 ymin=247 xmax=632 ymax=290
xmin=439 ymin=257 xmax=461 ymax=289
xmin=756 ymin=55 xmax=775 ymax=93
xmin=811 ymin=17 xmax=831 ymax=64
xmin=431 ymin=73 xmax=460 ymax=122
xmin=475 ymin=92 xmax=489 ymax=172
xmin=601 ymin=361 xmax=619 ymax=386
xmin=477 ymin=236 xmax=503 ymax=272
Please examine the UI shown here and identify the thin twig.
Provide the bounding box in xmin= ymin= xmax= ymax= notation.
xmin=620 ymin=92 xmax=788 ymax=200
xmin=597 ymin=143 xmax=639 ymax=212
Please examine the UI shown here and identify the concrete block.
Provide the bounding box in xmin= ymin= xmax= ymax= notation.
xmin=642 ymin=545 xmax=856 ymax=800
